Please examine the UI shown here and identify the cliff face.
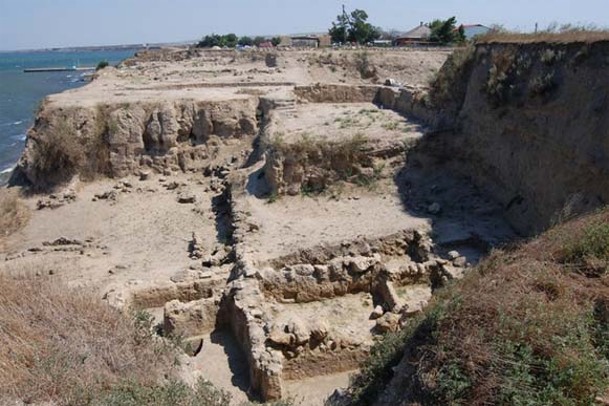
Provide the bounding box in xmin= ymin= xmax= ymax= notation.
xmin=14 ymin=97 xmax=259 ymax=189
xmin=427 ymin=41 xmax=609 ymax=235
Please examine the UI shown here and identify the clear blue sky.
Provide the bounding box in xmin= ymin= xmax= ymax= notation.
xmin=0 ymin=0 xmax=606 ymax=50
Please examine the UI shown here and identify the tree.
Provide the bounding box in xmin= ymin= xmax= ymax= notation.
xmin=238 ymin=36 xmax=253 ymax=46
xmin=329 ymin=9 xmax=350 ymax=44
xmin=271 ymin=37 xmax=282 ymax=47
xmin=429 ymin=17 xmax=465 ymax=45
xmin=222 ymin=33 xmax=238 ymax=48
xmin=197 ymin=34 xmax=220 ymax=48
xmin=197 ymin=33 xmax=238 ymax=48
xmin=253 ymin=36 xmax=266 ymax=47
xmin=96 ymin=60 xmax=109 ymax=71
xmin=328 ymin=7 xmax=380 ymax=45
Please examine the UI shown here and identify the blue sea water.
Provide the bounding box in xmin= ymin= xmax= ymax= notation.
xmin=0 ymin=48 xmax=139 ymax=183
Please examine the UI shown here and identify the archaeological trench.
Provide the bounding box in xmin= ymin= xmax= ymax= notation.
xmin=3 ymin=42 xmax=609 ymax=403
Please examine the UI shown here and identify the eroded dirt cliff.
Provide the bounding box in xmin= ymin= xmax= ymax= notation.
xmin=426 ymin=41 xmax=609 ymax=235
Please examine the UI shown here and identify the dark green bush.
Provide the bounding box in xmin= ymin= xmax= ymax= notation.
xmin=96 ymin=60 xmax=109 ymax=71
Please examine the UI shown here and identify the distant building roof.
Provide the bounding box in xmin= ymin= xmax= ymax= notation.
xmin=460 ymin=24 xmax=492 ymax=39
xmin=398 ymin=24 xmax=432 ymax=40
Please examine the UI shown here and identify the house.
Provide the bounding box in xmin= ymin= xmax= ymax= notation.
xmin=394 ymin=23 xmax=432 ymax=46
xmin=291 ymin=36 xmax=320 ymax=48
xmin=461 ymin=24 xmax=492 ymax=40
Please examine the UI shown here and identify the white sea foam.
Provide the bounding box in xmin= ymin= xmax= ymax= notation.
xmin=13 ymin=120 xmax=23 ymax=125
xmin=0 ymin=166 xmax=14 ymax=175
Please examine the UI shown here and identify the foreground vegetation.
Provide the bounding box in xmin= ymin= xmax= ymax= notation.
xmin=0 ymin=271 xmax=299 ymax=405
xmin=342 ymin=209 xmax=609 ymax=405
xmin=0 ymin=275 xmax=184 ymax=405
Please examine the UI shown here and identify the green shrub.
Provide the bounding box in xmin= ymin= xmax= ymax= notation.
xmin=92 ymin=378 xmax=231 ymax=406
xmin=96 ymin=60 xmax=109 ymax=71
xmin=564 ymin=222 xmax=609 ymax=276
xmin=347 ymin=305 xmax=446 ymax=405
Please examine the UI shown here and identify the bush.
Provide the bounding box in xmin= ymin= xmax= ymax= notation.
xmin=96 ymin=60 xmax=109 ymax=71
xmin=197 ymin=33 xmax=238 ymax=48
xmin=29 ymin=110 xmax=111 ymax=189
xmin=30 ymin=119 xmax=85 ymax=188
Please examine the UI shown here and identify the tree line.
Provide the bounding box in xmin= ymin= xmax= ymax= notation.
xmin=197 ymin=34 xmax=281 ymax=48
xmin=196 ymin=9 xmax=471 ymax=49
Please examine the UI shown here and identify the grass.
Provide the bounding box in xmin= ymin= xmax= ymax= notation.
xmin=381 ymin=121 xmax=399 ymax=131
xmin=563 ymin=221 xmax=609 ymax=277
xmin=341 ymin=208 xmax=609 ymax=405
xmin=0 ymin=273 xmax=294 ymax=405
xmin=476 ymin=28 xmax=609 ymax=44
xmin=0 ymin=274 xmax=182 ymax=405
xmin=92 ymin=378 xmax=231 ymax=406
xmin=30 ymin=119 xmax=85 ymax=188
xmin=0 ymin=188 xmax=30 ymax=239
xmin=267 ymin=191 xmax=280 ymax=204
xmin=26 ymin=104 xmax=114 ymax=190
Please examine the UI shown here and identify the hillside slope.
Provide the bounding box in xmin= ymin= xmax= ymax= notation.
xmin=341 ymin=208 xmax=609 ymax=405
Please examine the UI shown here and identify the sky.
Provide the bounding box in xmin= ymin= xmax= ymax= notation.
xmin=0 ymin=0 xmax=606 ymax=50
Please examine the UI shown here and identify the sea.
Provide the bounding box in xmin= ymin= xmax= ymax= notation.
xmin=0 ymin=48 xmax=140 ymax=185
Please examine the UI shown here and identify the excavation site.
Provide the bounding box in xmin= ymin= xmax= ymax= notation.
xmin=3 ymin=37 xmax=609 ymax=405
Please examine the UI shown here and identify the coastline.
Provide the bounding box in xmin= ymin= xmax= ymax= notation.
xmin=0 ymin=48 xmax=139 ymax=188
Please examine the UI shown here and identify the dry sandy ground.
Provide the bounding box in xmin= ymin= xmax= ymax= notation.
xmin=273 ymin=102 xmax=423 ymax=143
xmin=0 ymin=172 xmax=222 ymax=297
xmin=47 ymin=48 xmax=449 ymax=109
xmin=243 ymin=180 xmax=431 ymax=264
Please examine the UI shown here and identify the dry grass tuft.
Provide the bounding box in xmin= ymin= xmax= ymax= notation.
xmin=30 ymin=119 xmax=86 ymax=189
xmin=0 ymin=188 xmax=30 ymax=239
xmin=0 ymin=275 xmax=178 ymax=405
